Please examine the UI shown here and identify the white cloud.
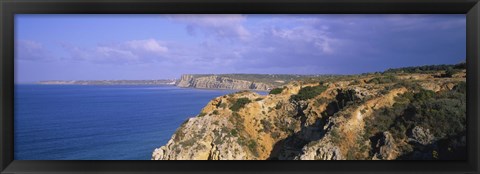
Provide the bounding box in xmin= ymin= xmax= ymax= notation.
xmin=261 ymin=25 xmax=338 ymax=55
xmin=60 ymin=38 xmax=170 ymax=64
xmin=16 ymin=40 xmax=52 ymax=61
xmin=126 ymin=39 xmax=168 ymax=54
xmin=96 ymin=46 xmax=138 ymax=61
xmin=171 ymin=14 xmax=250 ymax=41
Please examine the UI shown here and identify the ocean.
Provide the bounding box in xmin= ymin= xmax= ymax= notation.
xmin=14 ymin=85 xmax=265 ymax=160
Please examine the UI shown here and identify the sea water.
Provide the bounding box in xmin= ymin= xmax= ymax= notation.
xmin=14 ymin=85 xmax=266 ymax=160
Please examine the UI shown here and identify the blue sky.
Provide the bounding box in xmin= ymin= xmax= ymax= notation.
xmin=15 ymin=14 xmax=466 ymax=83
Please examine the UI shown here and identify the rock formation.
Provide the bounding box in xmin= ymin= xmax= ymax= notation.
xmin=176 ymin=74 xmax=273 ymax=90
xmin=153 ymin=67 xmax=467 ymax=160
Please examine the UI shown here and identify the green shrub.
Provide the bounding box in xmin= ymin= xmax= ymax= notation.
xmin=255 ymin=98 xmax=263 ymax=101
xmin=392 ymin=80 xmax=422 ymax=91
xmin=180 ymin=138 xmax=196 ymax=147
xmin=212 ymin=110 xmax=219 ymax=115
xmin=330 ymin=128 xmax=341 ymax=144
xmin=198 ymin=112 xmax=207 ymax=117
xmin=275 ymin=103 xmax=282 ymax=110
xmin=413 ymin=89 xmax=436 ymax=101
xmin=364 ymin=86 xmax=466 ymax=148
xmin=335 ymin=89 xmax=359 ymax=109
xmin=367 ymin=75 xmax=397 ymax=84
xmin=269 ymin=87 xmax=284 ymax=95
xmin=260 ymin=119 xmax=272 ymax=133
xmin=230 ymin=129 xmax=238 ymax=137
xmin=441 ymin=68 xmax=459 ymax=78
xmin=385 ymin=63 xmax=465 ymax=73
xmin=219 ymin=103 xmax=227 ymax=109
xmin=291 ymin=85 xmax=327 ymax=101
xmin=453 ymin=81 xmax=466 ymax=94
xmin=350 ymin=80 xmax=361 ymax=85
xmin=271 ymin=132 xmax=281 ymax=139
xmin=229 ymin=97 xmax=252 ymax=112
xmin=247 ymin=140 xmax=259 ymax=157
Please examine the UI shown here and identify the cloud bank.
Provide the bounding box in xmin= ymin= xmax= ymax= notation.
xmin=16 ymin=14 xmax=466 ymax=81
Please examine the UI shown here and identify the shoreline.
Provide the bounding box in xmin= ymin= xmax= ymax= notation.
xmin=176 ymin=86 xmax=270 ymax=92
xmin=20 ymin=83 xmax=271 ymax=92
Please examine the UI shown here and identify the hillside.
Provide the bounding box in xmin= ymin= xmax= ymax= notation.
xmin=175 ymin=74 xmax=340 ymax=90
xmin=152 ymin=64 xmax=466 ymax=160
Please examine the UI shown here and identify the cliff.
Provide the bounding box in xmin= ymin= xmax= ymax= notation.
xmin=176 ymin=74 xmax=274 ymax=91
xmin=153 ymin=67 xmax=467 ymax=160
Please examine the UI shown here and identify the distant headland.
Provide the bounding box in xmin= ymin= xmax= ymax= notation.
xmin=37 ymin=74 xmax=341 ymax=91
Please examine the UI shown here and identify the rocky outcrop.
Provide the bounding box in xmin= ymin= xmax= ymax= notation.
xmin=297 ymin=138 xmax=343 ymax=160
xmin=152 ymin=69 xmax=466 ymax=160
xmin=176 ymin=74 xmax=273 ymax=90
xmin=409 ymin=126 xmax=435 ymax=146
xmin=152 ymin=89 xmax=301 ymax=160
xmin=372 ymin=132 xmax=399 ymax=160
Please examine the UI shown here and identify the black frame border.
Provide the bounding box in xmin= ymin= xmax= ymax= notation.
xmin=1 ymin=0 xmax=479 ymax=174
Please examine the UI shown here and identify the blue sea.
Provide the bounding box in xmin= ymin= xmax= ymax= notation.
xmin=14 ymin=85 xmax=265 ymax=160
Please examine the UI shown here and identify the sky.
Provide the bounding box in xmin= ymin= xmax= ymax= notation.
xmin=15 ymin=14 xmax=466 ymax=83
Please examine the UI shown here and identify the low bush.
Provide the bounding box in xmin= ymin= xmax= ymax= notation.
xmin=247 ymin=140 xmax=259 ymax=157
xmin=291 ymin=85 xmax=327 ymax=101
xmin=269 ymin=87 xmax=284 ymax=95
xmin=198 ymin=112 xmax=207 ymax=117
xmin=385 ymin=63 xmax=465 ymax=74
xmin=367 ymin=75 xmax=398 ymax=84
xmin=271 ymin=132 xmax=281 ymax=139
xmin=275 ymin=103 xmax=282 ymax=110
xmin=363 ymin=83 xmax=466 ymax=156
xmin=230 ymin=129 xmax=238 ymax=137
xmin=261 ymin=119 xmax=273 ymax=133
xmin=219 ymin=103 xmax=227 ymax=109
xmin=441 ymin=68 xmax=460 ymax=78
xmin=230 ymin=97 xmax=252 ymax=112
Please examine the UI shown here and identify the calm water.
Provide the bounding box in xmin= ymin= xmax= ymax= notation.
xmin=14 ymin=85 xmax=265 ymax=160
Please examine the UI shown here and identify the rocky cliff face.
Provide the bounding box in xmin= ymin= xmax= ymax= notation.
xmin=153 ymin=70 xmax=467 ymax=160
xmin=176 ymin=74 xmax=273 ymax=91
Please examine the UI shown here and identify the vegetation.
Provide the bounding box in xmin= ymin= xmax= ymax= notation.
xmin=230 ymin=98 xmax=252 ymax=112
xmin=364 ymin=82 xmax=466 ymax=159
xmin=247 ymin=140 xmax=259 ymax=157
xmin=441 ymin=67 xmax=460 ymax=78
xmin=218 ymin=103 xmax=227 ymax=109
xmin=320 ymin=89 xmax=360 ymax=118
xmin=269 ymin=87 xmax=285 ymax=95
xmin=164 ymin=63 xmax=466 ymax=160
xmin=291 ymin=85 xmax=327 ymax=101
xmin=330 ymin=128 xmax=341 ymax=144
xmin=275 ymin=103 xmax=282 ymax=110
xmin=367 ymin=75 xmax=398 ymax=84
xmin=350 ymin=80 xmax=362 ymax=85
xmin=385 ymin=62 xmax=465 ymax=74
xmin=230 ymin=129 xmax=238 ymax=137
xmin=261 ymin=119 xmax=272 ymax=133
xmin=271 ymin=132 xmax=281 ymax=139
xmin=334 ymin=89 xmax=359 ymax=110
xmin=198 ymin=112 xmax=207 ymax=117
